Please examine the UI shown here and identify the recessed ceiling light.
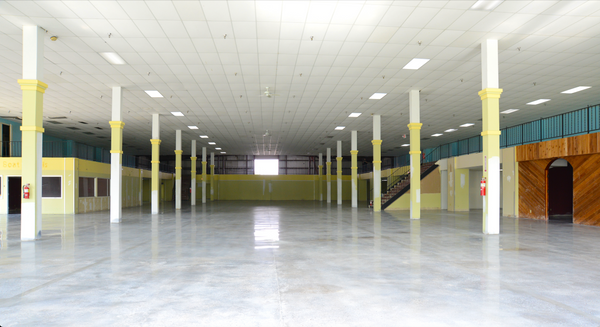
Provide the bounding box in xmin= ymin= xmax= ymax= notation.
xmin=501 ymin=109 xmax=519 ymax=114
xmin=369 ymin=93 xmax=387 ymax=100
xmin=401 ymin=144 xmax=410 ymax=147
xmin=199 ymin=135 xmax=209 ymax=138
xmin=99 ymin=52 xmax=126 ymax=65
xmin=171 ymin=111 xmax=184 ymax=116
xmin=335 ymin=126 xmax=345 ymax=130
xmin=402 ymin=58 xmax=430 ymax=70
xmin=460 ymin=123 xmax=475 ymax=127
xmin=220 ymin=152 xmax=226 ymax=154
xmin=145 ymin=90 xmax=163 ymax=98
xmin=561 ymin=86 xmax=591 ymax=94
xmin=470 ymin=0 xmax=503 ymax=11
xmin=527 ymin=99 xmax=550 ymax=105
xmin=432 ymin=133 xmax=443 ymax=137
xmin=208 ymin=142 xmax=216 ymax=145
xmin=215 ymin=147 xmax=222 ymax=150
xmin=349 ymin=112 xmax=362 ymax=118
xmin=188 ymin=126 xmax=198 ymax=129
xmin=445 ymin=129 xmax=457 ymax=133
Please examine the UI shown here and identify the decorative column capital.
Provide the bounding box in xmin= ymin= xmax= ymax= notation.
xmin=407 ymin=123 xmax=423 ymax=130
xmin=174 ymin=150 xmax=183 ymax=155
xmin=336 ymin=157 xmax=342 ymax=161
xmin=191 ymin=157 xmax=197 ymax=161
xmin=20 ymin=126 xmax=44 ymax=133
xmin=109 ymin=121 xmax=125 ymax=129
xmin=18 ymin=79 xmax=48 ymax=93
xmin=350 ymin=150 xmax=358 ymax=155
xmin=478 ymin=88 xmax=503 ymax=100
xmin=326 ymin=162 xmax=332 ymax=166
xmin=371 ymin=140 xmax=382 ymax=145
xmin=150 ymin=139 xmax=161 ymax=145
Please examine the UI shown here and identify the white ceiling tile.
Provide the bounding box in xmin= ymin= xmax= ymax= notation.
xmin=174 ymin=1 xmax=205 ymax=21
xmin=146 ymin=1 xmax=180 ymax=20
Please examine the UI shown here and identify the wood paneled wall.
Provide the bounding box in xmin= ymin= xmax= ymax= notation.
xmin=518 ymin=159 xmax=551 ymax=220
xmin=516 ymin=133 xmax=600 ymax=226
xmin=516 ymin=133 xmax=600 ymax=161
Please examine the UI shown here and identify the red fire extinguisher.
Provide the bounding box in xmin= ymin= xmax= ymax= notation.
xmin=23 ymin=183 xmax=30 ymax=199
xmin=480 ymin=177 xmax=486 ymax=196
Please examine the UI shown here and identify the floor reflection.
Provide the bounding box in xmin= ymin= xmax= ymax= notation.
xmin=253 ymin=208 xmax=279 ymax=250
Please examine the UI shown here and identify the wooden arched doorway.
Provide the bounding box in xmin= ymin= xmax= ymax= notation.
xmin=546 ymin=158 xmax=573 ymax=222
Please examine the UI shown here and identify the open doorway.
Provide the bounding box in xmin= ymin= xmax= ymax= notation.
xmin=8 ymin=176 xmax=21 ymax=214
xmin=546 ymin=159 xmax=573 ymax=222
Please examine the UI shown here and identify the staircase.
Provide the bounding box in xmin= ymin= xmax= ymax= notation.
xmin=381 ymin=162 xmax=437 ymax=210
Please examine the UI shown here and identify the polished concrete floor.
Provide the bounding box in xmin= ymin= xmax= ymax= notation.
xmin=1 ymin=201 xmax=600 ymax=326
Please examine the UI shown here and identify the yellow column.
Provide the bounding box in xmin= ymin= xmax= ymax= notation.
xmin=479 ymin=88 xmax=503 ymax=232
xmin=19 ymin=79 xmax=47 ymax=240
xmin=318 ymin=165 xmax=323 ymax=201
xmin=351 ymin=150 xmax=358 ymax=207
xmin=210 ymin=164 xmax=215 ymax=201
xmin=372 ymin=140 xmax=382 ymax=211
xmin=408 ymin=122 xmax=422 ymax=219
xmin=174 ymin=149 xmax=182 ymax=209
xmin=151 ymin=139 xmax=161 ymax=214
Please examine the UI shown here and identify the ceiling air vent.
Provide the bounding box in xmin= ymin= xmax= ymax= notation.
xmin=47 ymin=121 xmax=63 ymax=124
xmin=325 ymin=136 xmax=333 ymax=138
xmin=94 ymin=127 xmax=102 ymax=130
xmin=79 ymin=121 xmax=88 ymax=124
xmin=83 ymin=132 xmax=94 ymax=135
xmin=421 ymin=137 xmax=430 ymax=141
xmin=66 ymin=127 xmax=81 ymax=130
xmin=48 ymin=116 xmax=67 ymax=119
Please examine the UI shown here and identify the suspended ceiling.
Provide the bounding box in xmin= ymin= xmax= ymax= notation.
xmin=0 ymin=1 xmax=599 ymax=156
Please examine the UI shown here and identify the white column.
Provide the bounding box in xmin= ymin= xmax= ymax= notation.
xmin=110 ymin=86 xmax=123 ymax=223
xmin=20 ymin=25 xmax=44 ymax=241
xmin=202 ymin=147 xmax=207 ymax=203
xmin=210 ymin=152 xmax=214 ymax=201
xmin=351 ymin=131 xmax=358 ymax=208
xmin=318 ymin=153 xmax=323 ymax=201
xmin=373 ymin=115 xmax=382 ymax=212
xmin=175 ymin=130 xmax=182 ymax=209
xmin=337 ymin=140 xmax=342 ymax=205
xmin=327 ymin=148 xmax=331 ymax=203
xmin=191 ymin=140 xmax=196 ymax=206
xmin=409 ymin=89 xmax=422 ymax=220
xmin=481 ymin=39 xmax=502 ymax=235
xmin=151 ymin=114 xmax=160 ymax=214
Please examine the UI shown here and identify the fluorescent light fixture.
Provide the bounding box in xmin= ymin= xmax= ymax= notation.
xmin=401 ymin=144 xmax=410 ymax=147
xmin=501 ymin=109 xmax=519 ymax=114
xmin=445 ymin=129 xmax=457 ymax=133
xmin=431 ymin=133 xmax=443 ymax=137
xmin=470 ymin=0 xmax=503 ymax=11
xmin=170 ymin=111 xmax=184 ymax=116
xmin=220 ymin=151 xmax=226 ymax=154
xmin=188 ymin=126 xmax=198 ymax=129
xmin=335 ymin=126 xmax=345 ymax=130
xmin=369 ymin=93 xmax=387 ymax=100
xmin=99 ymin=52 xmax=126 ymax=65
xmin=199 ymin=135 xmax=209 ymax=138
xmin=208 ymin=142 xmax=216 ymax=145
xmin=145 ymin=90 xmax=163 ymax=98
xmin=348 ymin=112 xmax=362 ymax=118
xmin=527 ymin=99 xmax=550 ymax=105
xmin=561 ymin=86 xmax=591 ymax=94
xmin=460 ymin=123 xmax=475 ymax=127
xmin=215 ymin=147 xmax=221 ymax=150
xmin=402 ymin=58 xmax=430 ymax=70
